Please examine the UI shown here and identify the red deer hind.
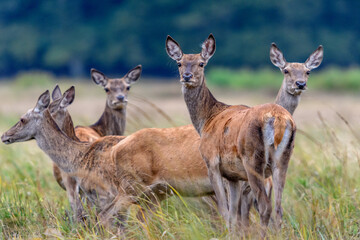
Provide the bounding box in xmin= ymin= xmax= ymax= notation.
xmin=238 ymin=42 xmax=323 ymax=227
xmin=75 ymin=66 xmax=142 ymax=142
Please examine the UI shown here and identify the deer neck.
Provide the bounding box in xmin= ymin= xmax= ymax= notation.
xmin=35 ymin=110 xmax=88 ymax=173
xmin=91 ymin=103 xmax=126 ymax=136
xmin=275 ymin=81 xmax=300 ymax=115
xmin=182 ymin=77 xmax=228 ymax=134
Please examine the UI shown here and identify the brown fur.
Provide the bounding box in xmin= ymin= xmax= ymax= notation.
xmin=271 ymin=113 xmax=290 ymax=149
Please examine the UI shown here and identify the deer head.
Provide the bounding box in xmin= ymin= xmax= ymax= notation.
xmin=270 ymin=43 xmax=323 ymax=96
xmin=91 ymin=65 xmax=142 ymax=110
xmin=1 ymin=90 xmax=50 ymax=144
xmin=48 ymin=85 xmax=75 ymax=132
xmin=166 ymin=34 xmax=216 ymax=88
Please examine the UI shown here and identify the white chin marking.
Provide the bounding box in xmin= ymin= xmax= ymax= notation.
xmin=293 ymin=89 xmax=306 ymax=95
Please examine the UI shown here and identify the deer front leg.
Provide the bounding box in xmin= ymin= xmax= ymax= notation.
xmin=206 ymin=156 xmax=229 ymax=222
xmin=62 ymin=173 xmax=84 ymax=222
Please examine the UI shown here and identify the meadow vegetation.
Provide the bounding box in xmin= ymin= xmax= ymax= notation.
xmin=0 ymin=79 xmax=359 ymax=239
xmin=208 ymin=67 xmax=360 ymax=91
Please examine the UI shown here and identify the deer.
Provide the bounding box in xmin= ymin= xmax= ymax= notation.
xmin=1 ymin=90 xmax=145 ymax=229
xmin=238 ymin=43 xmax=323 ymax=227
xmin=75 ymin=65 xmax=142 ymax=142
xmin=166 ymin=34 xmax=297 ymax=234
xmin=272 ymin=43 xmax=324 ymax=115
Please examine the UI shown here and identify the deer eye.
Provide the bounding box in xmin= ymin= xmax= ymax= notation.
xmin=104 ymin=88 xmax=110 ymax=93
xmin=306 ymin=71 xmax=310 ymax=75
xmin=284 ymin=69 xmax=289 ymax=74
xmin=126 ymin=86 xmax=131 ymax=91
xmin=199 ymin=62 xmax=204 ymax=67
xmin=177 ymin=62 xmax=181 ymax=67
xmin=20 ymin=118 xmax=25 ymax=124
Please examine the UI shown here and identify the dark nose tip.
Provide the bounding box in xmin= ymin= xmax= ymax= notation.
xmin=117 ymin=95 xmax=125 ymax=101
xmin=1 ymin=134 xmax=9 ymax=143
xmin=296 ymin=81 xmax=306 ymax=89
xmin=182 ymin=73 xmax=193 ymax=82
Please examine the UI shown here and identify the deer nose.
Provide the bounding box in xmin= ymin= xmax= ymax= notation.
xmin=117 ymin=95 xmax=125 ymax=101
xmin=296 ymin=81 xmax=306 ymax=89
xmin=1 ymin=134 xmax=11 ymax=144
xmin=182 ymin=73 xmax=193 ymax=82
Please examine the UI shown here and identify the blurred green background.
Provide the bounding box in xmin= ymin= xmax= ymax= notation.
xmin=0 ymin=0 xmax=360 ymax=90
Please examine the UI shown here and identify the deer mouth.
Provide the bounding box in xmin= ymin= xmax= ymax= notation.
xmin=180 ymin=79 xmax=197 ymax=87
xmin=289 ymin=87 xmax=307 ymax=96
xmin=1 ymin=135 xmax=13 ymax=144
xmin=110 ymin=100 xmax=127 ymax=109
xmin=294 ymin=87 xmax=307 ymax=95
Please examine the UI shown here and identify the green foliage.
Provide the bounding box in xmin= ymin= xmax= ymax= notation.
xmin=208 ymin=67 xmax=360 ymax=91
xmin=0 ymin=0 xmax=359 ymax=76
xmin=310 ymin=68 xmax=360 ymax=91
xmin=208 ymin=67 xmax=282 ymax=90
xmin=12 ymin=71 xmax=55 ymax=88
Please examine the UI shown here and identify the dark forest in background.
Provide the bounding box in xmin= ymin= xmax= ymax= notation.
xmin=0 ymin=0 xmax=359 ymax=77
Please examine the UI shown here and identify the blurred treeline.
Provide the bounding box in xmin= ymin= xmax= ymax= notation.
xmin=0 ymin=0 xmax=359 ymax=78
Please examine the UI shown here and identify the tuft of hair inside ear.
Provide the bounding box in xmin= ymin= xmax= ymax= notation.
xmin=270 ymin=47 xmax=286 ymax=69
xmin=201 ymin=39 xmax=215 ymax=60
xmin=167 ymin=41 xmax=182 ymax=60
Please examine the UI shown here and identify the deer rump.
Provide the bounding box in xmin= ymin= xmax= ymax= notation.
xmin=200 ymin=103 xmax=295 ymax=182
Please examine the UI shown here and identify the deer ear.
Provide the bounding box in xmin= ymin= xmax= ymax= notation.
xmin=125 ymin=65 xmax=142 ymax=84
xmin=201 ymin=34 xmax=216 ymax=61
xmin=305 ymin=45 xmax=323 ymax=70
xmin=270 ymin=43 xmax=287 ymax=69
xmin=34 ymin=90 xmax=50 ymax=113
xmin=91 ymin=68 xmax=108 ymax=87
xmin=52 ymin=85 xmax=62 ymax=101
xmin=166 ymin=35 xmax=183 ymax=61
xmin=60 ymin=86 xmax=75 ymax=108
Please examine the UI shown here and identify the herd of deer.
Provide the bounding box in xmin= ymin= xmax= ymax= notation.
xmin=1 ymin=34 xmax=323 ymax=237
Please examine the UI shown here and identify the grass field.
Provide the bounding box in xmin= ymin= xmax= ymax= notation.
xmin=0 ymin=78 xmax=359 ymax=239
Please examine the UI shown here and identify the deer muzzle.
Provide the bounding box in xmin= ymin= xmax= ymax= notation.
xmin=1 ymin=134 xmax=12 ymax=144
xmin=182 ymin=73 xmax=193 ymax=82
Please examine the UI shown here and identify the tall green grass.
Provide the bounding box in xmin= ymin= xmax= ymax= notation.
xmin=208 ymin=67 xmax=360 ymax=91
xmin=0 ymin=113 xmax=359 ymax=239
